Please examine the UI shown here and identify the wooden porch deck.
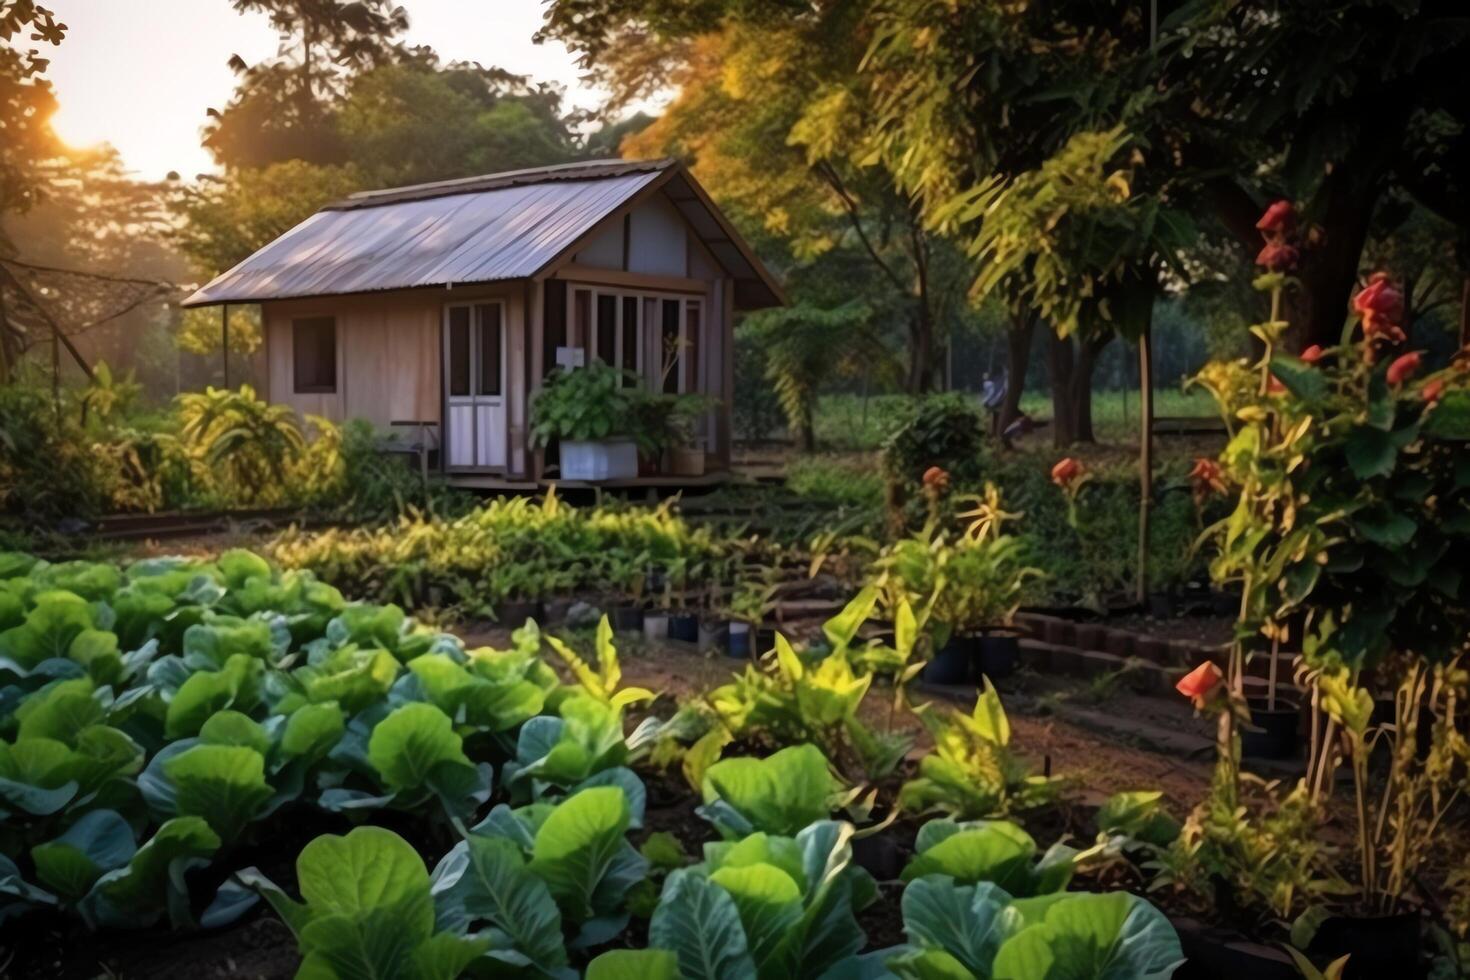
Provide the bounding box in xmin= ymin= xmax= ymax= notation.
xmin=445 ymin=470 xmax=734 ymax=492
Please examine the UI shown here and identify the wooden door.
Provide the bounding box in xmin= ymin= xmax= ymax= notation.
xmin=444 ymin=302 xmax=507 ymax=470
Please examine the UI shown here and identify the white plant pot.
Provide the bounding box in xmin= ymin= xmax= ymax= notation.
xmin=560 ymin=439 xmax=638 ymax=481
xmin=643 ymin=614 xmax=669 ymax=642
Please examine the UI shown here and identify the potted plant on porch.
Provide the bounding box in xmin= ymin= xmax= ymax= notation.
xmin=530 ymin=361 xmax=642 ymax=481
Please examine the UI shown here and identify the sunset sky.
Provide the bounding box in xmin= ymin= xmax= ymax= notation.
xmin=41 ymin=0 xmax=613 ymax=181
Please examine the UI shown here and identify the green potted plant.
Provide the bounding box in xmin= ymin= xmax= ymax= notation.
xmin=667 ymin=393 xmax=717 ymax=477
xmin=726 ymin=567 xmax=781 ymax=660
xmin=530 ymin=361 xmax=642 ymax=481
xmin=874 ymin=483 xmax=1039 ymax=685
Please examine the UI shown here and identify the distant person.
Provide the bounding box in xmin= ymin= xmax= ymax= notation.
xmin=981 ymin=371 xmax=1007 ymax=435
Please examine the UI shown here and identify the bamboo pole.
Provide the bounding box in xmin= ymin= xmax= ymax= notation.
xmin=222 ymin=303 xmax=231 ymax=389
xmin=1136 ymin=327 xmax=1154 ymax=605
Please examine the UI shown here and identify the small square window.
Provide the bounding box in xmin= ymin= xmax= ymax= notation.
xmin=293 ymin=317 xmax=336 ymax=393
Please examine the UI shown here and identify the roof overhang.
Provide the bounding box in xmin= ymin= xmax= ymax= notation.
xmin=181 ymin=158 xmax=784 ymax=311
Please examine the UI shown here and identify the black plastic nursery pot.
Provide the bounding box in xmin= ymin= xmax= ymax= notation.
xmin=1147 ymin=590 xmax=1177 ymax=619
xmin=667 ymin=612 xmax=699 ymax=644
xmin=609 ymin=605 xmax=645 ymax=632
xmin=1308 ymin=912 xmax=1425 ymax=979
xmin=923 ymin=634 xmax=980 ymax=686
xmin=1240 ymin=696 xmax=1300 ymax=760
xmin=496 ymin=599 xmax=543 ymax=628
xmin=1170 ymin=917 xmax=1299 ymax=980
xmin=755 ymin=626 xmax=777 ymax=655
xmin=976 ymin=634 xmax=1019 ymax=680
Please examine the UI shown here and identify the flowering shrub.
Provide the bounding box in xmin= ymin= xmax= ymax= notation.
xmin=1189 ymin=197 xmax=1470 ymax=922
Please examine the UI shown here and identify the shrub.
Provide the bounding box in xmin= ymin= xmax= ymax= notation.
xmin=882 ymin=394 xmax=988 ymax=488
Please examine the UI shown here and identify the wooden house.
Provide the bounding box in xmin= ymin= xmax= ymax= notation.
xmin=182 ymin=159 xmax=784 ymax=487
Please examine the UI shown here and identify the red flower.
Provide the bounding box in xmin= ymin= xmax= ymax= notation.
xmin=1267 ymin=375 xmax=1286 ymax=395
xmin=1256 ymin=200 xmax=1297 ymax=237
xmin=1422 ymin=378 xmax=1445 ymax=404
xmin=1189 ymin=458 xmax=1226 ymax=498
xmin=1300 ymin=345 xmax=1325 ymax=364
xmin=1353 ymin=273 xmax=1405 ymax=336
xmin=1050 ymin=457 xmax=1084 ymax=488
xmin=922 ymin=466 xmax=950 ymax=491
xmin=1255 ymin=241 xmax=1299 ymax=272
xmin=1176 ymin=661 xmax=1223 ymax=702
xmin=1387 ymin=351 xmax=1422 ymax=386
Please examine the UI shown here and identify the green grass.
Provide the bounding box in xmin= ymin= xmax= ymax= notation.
xmin=812 ymin=388 xmax=1216 ymax=452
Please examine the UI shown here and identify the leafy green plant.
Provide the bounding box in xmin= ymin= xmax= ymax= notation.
xmin=698 ymin=743 xmax=844 ymax=838
xmin=241 ymin=826 xmax=487 ymax=979
xmin=885 ymin=878 xmax=1184 ymax=979
xmin=701 ymin=589 xmax=914 ymax=782
xmin=899 ymin=687 xmax=1063 ymax=819
xmin=176 ymin=384 xmax=308 ymax=505
xmin=530 ymin=361 xmax=644 ymax=447
xmin=649 ymin=819 xmax=875 ymax=979
xmin=900 ymin=819 xmax=1099 ymax=897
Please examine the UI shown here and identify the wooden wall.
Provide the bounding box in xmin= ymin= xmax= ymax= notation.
xmin=261 ymin=283 xmax=527 ymax=473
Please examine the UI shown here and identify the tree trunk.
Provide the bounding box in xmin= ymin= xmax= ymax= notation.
xmin=1069 ymin=334 xmax=1109 ymax=444
xmin=907 ymin=309 xmax=934 ymax=394
xmin=1137 ymin=321 xmax=1155 ymax=606
xmin=1049 ymin=332 xmax=1076 ymax=448
xmin=799 ymin=409 xmax=815 ymax=453
xmin=998 ymin=310 xmax=1037 ymax=435
xmin=1290 ymin=169 xmax=1378 ymax=351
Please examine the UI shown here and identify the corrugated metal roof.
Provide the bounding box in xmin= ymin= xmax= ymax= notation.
xmin=183 ymin=158 xmax=783 ymax=310
xmin=181 ymin=162 xmax=662 ymax=306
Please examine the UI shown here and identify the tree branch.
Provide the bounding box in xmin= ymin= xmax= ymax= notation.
xmin=813 ymin=161 xmax=911 ymax=295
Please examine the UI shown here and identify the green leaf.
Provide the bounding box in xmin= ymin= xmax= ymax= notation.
xmin=0 ymin=737 xmax=79 ymax=814
xmin=888 ymin=948 xmax=978 ymax=980
xmin=1424 ymin=389 xmax=1470 ymax=439
xmin=1354 ymin=506 xmax=1417 ymax=548
xmin=990 ymin=892 xmax=1183 ymax=980
xmin=0 ymin=591 xmax=95 ymax=671
xmin=823 ymin=585 xmax=879 ymax=650
xmin=199 ymin=710 xmax=271 ymax=756
xmin=1344 ymin=423 xmax=1417 ymax=480
xmin=701 ymin=744 xmax=837 ymax=838
xmin=14 ymin=677 xmax=104 ymax=743
xmin=649 ymin=869 xmax=758 ymax=980
xmin=528 ymin=786 xmax=633 ymax=922
xmin=31 ymin=809 xmax=137 ymax=900
xmin=367 ymin=702 xmax=472 ymax=793
xmin=281 ymin=702 xmax=345 ymax=762
xmin=84 ymin=817 xmax=221 ymax=928
xmin=439 ymin=834 xmax=567 ymax=971
xmin=899 ymin=878 xmax=1019 ymax=976
xmin=586 ymin=949 xmax=682 ymax=980
xmin=709 ymin=862 xmax=804 ymax=973
xmin=164 ymin=654 xmax=264 ymax=738
xmin=901 ymin=824 xmax=1052 ymax=896
xmin=165 ymin=744 xmax=271 ymax=842
xmin=1094 ymin=791 xmax=1180 ymax=847
xmin=68 ymin=629 xmax=123 ymax=687
xmin=1268 ymin=354 xmax=1327 ymax=403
